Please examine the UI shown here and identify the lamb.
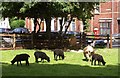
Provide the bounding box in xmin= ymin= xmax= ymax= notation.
xmin=53 ymin=49 xmax=65 ymax=61
xmin=11 ymin=54 xmax=30 ymax=66
xmin=83 ymin=45 xmax=95 ymax=61
xmin=91 ymin=54 xmax=106 ymax=66
xmin=34 ymin=51 xmax=50 ymax=63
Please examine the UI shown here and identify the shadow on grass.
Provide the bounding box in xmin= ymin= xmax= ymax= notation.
xmin=1 ymin=62 xmax=119 ymax=78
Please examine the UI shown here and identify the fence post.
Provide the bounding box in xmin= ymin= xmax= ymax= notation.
xmin=109 ymin=34 xmax=112 ymax=48
xmin=82 ymin=32 xmax=86 ymax=49
xmin=107 ymin=34 xmax=109 ymax=48
xmin=13 ymin=34 xmax=16 ymax=50
xmin=79 ymin=32 xmax=82 ymax=49
xmin=31 ymin=33 xmax=34 ymax=49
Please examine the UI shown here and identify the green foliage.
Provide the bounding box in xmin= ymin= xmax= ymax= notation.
xmin=10 ymin=19 xmax=25 ymax=29
xmin=1 ymin=2 xmax=99 ymax=33
xmin=84 ymin=19 xmax=91 ymax=32
xmin=1 ymin=2 xmax=98 ymax=19
xmin=1 ymin=2 xmax=24 ymax=18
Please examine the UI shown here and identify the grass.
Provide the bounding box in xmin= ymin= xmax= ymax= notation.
xmin=0 ymin=48 xmax=119 ymax=77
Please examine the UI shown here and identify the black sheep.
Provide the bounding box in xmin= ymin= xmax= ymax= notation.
xmin=91 ymin=54 xmax=106 ymax=66
xmin=34 ymin=51 xmax=50 ymax=63
xmin=53 ymin=49 xmax=65 ymax=61
xmin=11 ymin=54 xmax=30 ymax=66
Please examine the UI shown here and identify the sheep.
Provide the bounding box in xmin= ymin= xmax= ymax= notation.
xmin=53 ymin=49 xmax=65 ymax=61
xmin=91 ymin=54 xmax=106 ymax=66
xmin=34 ymin=51 xmax=50 ymax=63
xmin=11 ymin=54 xmax=30 ymax=66
xmin=83 ymin=45 xmax=95 ymax=61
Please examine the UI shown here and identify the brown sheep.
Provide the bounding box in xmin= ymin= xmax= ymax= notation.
xmin=34 ymin=51 xmax=50 ymax=63
xmin=53 ymin=49 xmax=65 ymax=61
xmin=91 ymin=54 xmax=106 ymax=65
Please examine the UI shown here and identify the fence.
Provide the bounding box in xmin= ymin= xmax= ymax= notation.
xmin=0 ymin=33 xmax=69 ymax=50
xmin=0 ymin=33 xmax=111 ymax=50
xmin=78 ymin=32 xmax=111 ymax=49
xmin=0 ymin=33 xmax=31 ymax=50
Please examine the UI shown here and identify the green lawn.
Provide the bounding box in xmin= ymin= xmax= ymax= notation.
xmin=0 ymin=48 xmax=119 ymax=76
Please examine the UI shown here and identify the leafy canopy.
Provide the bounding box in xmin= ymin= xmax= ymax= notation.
xmin=1 ymin=2 xmax=98 ymax=19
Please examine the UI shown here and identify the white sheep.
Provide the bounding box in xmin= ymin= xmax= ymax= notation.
xmin=83 ymin=45 xmax=95 ymax=61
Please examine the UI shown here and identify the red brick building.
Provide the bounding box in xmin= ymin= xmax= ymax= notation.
xmin=25 ymin=17 xmax=83 ymax=33
xmin=25 ymin=1 xmax=120 ymax=35
xmin=90 ymin=0 xmax=120 ymax=35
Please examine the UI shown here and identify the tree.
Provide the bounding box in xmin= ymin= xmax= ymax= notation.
xmin=1 ymin=2 xmax=98 ymax=37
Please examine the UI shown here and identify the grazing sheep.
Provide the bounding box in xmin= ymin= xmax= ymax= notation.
xmin=53 ymin=49 xmax=65 ymax=61
xmin=11 ymin=54 xmax=30 ymax=66
xmin=34 ymin=51 xmax=50 ymax=63
xmin=91 ymin=54 xmax=106 ymax=66
xmin=83 ymin=45 xmax=95 ymax=61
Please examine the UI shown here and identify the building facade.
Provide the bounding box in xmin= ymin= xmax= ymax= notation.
xmin=0 ymin=18 xmax=10 ymax=29
xmin=25 ymin=1 xmax=120 ymax=35
xmin=25 ymin=17 xmax=83 ymax=33
xmin=90 ymin=0 xmax=120 ymax=35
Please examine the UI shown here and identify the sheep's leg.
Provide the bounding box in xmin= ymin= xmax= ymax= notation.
xmin=98 ymin=61 xmax=101 ymax=65
xmin=35 ymin=57 xmax=38 ymax=63
xmin=54 ymin=53 xmax=56 ymax=60
xmin=17 ymin=61 xmax=19 ymax=66
xmin=55 ymin=55 xmax=58 ymax=61
xmin=91 ymin=59 xmax=94 ymax=65
xmin=59 ymin=55 xmax=61 ymax=60
xmin=41 ymin=58 xmax=44 ymax=63
xmin=20 ymin=61 xmax=22 ymax=66
xmin=86 ymin=54 xmax=90 ymax=61
xmin=26 ymin=59 xmax=29 ymax=66
xmin=83 ymin=52 xmax=87 ymax=59
xmin=94 ymin=60 xmax=96 ymax=65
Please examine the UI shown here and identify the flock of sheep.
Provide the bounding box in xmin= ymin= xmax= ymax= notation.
xmin=11 ymin=45 xmax=106 ymax=66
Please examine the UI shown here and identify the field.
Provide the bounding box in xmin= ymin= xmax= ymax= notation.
xmin=0 ymin=48 xmax=119 ymax=77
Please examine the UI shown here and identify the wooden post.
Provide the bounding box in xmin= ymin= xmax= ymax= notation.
xmin=13 ymin=34 xmax=16 ymax=50
xmin=79 ymin=32 xmax=82 ymax=49
xmin=31 ymin=33 xmax=34 ymax=49
xmin=107 ymin=34 xmax=109 ymax=48
xmin=110 ymin=34 xmax=112 ymax=48
xmin=82 ymin=32 xmax=86 ymax=49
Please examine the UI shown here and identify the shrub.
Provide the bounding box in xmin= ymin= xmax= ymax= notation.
xmin=10 ymin=19 xmax=25 ymax=29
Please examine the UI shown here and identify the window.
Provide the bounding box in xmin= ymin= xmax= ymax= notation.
xmin=71 ymin=19 xmax=75 ymax=31
xmin=100 ymin=22 xmax=110 ymax=35
xmin=94 ymin=4 xmax=100 ymax=14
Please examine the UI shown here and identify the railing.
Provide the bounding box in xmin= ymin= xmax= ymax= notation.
xmin=0 ymin=33 xmax=112 ymax=50
xmin=0 ymin=33 xmax=69 ymax=50
xmin=78 ymin=33 xmax=111 ymax=49
xmin=0 ymin=33 xmax=31 ymax=50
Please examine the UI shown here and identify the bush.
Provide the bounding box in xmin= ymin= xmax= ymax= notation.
xmin=10 ymin=19 xmax=25 ymax=29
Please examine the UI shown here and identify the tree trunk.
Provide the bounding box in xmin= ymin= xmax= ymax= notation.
xmin=37 ymin=18 xmax=43 ymax=33
xmin=59 ymin=17 xmax=63 ymax=35
xmin=45 ymin=17 xmax=51 ymax=39
xmin=59 ymin=17 xmax=68 ymax=35
xmin=33 ymin=18 xmax=37 ymax=33
xmin=62 ymin=17 xmax=72 ymax=36
xmin=82 ymin=19 xmax=86 ymax=31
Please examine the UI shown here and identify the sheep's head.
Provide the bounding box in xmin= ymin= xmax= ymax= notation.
xmin=47 ymin=57 xmax=50 ymax=62
xmin=11 ymin=60 xmax=15 ymax=65
xmin=102 ymin=62 xmax=106 ymax=65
